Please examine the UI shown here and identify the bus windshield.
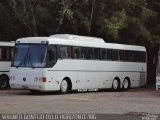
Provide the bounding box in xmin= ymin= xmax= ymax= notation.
xmin=12 ymin=44 xmax=47 ymax=68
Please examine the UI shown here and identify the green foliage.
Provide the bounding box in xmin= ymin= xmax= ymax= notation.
xmin=0 ymin=0 xmax=159 ymax=47
xmin=0 ymin=1 xmax=26 ymax=41
xmin=95 ymin=9 xmax=127 ymax=42
xmin=0 ymin=0 xmax=160 ymax=85
xmin=55 ymin=0 xmax=74 ymax=33
xmin=71 ymin=10 xmax=90 ymax=35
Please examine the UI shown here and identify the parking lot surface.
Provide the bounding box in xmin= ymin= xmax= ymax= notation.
xmin=0 ymin=87 xmax=160 ymax=115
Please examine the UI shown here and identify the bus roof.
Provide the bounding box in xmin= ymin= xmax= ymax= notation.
xmin=16 ymin=34 xmax=146 ymax=52
xmin=50 ymin=34 xmax=105 ymax=44
xmin=0 ymin=41 xmax=15 ymax=46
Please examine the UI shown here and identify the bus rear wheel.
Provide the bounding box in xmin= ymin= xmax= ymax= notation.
xmin=112 ymin=79 xmax=120 ymax=91
xmin=0 ymin=75 xmax=9 ymax=89
xmin=122 ymin=78 xmax=130 ymax=90
xmin=60 ymin=79 xmax=69 ymax=94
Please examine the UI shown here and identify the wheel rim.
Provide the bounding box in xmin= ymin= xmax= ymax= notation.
xmin=0 ymin=78 xmax=6 ymax=88
xmin=60 ymin=80 xmax=68 ymax=92
xmin=112 ymin=79 xmax=118 ymax=90
xmin=123 ymin=79 xmax=129 ymax=89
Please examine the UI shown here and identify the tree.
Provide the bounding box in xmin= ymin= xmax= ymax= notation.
xmin=0 ymin=0 xmax=160 ymax=87
xmin=8 ymin=0 xmax=38 ymax=36
xmin=55 ymin=0 xmax=73 ymax=33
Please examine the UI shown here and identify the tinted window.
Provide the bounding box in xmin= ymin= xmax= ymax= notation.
xmin=112 ymin=50 xmax=119 ymax=61
xmin=124 ymin=51 xmax=131 ymax=62
xmin=73 ymin=47 xmax=81 ymax=59
xmin=119 ymin=50 xmax=124 ymax=61
xmin=94 ymin=48 xmax=100 ymax=59
xmin=107 ymin=49 xmax=112 ymax=60
xmin=101 ymin=49 xmax=107 ymax=60
xmin=87 ymin=48 xmax=93 ymax=59
xmin=59 ymin=46 xmax=72 ymax=59
xmin=81 ymin=47 xmax=87 ymax=59
xmin=0 ymin=47 xmax=14 ymax=61
xmin=46 ymin=45 xmax=57 ymax=67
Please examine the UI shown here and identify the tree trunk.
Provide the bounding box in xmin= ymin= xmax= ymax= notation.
xmin=27 ymin=0 xmax=38 ymax=36
xmin=8 ymin=0 xmax=38 ymax=36
xmin=146 ymin=46 xmax=159 ymax=88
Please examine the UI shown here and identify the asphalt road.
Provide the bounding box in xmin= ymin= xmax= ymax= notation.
xmin=0 ymin=87 xmax=160 ymax=120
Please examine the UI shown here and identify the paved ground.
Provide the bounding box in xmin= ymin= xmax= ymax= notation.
xmin=0 ymin=87 xmax=160 ymax=115
xmin=0 ymin=88 xmax=160 ymax=114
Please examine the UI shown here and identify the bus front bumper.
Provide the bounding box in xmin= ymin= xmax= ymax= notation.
xmin=10 ymin=83 xmax=60 ymax=91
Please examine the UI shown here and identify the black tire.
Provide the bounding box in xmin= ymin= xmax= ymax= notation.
xmin=122 ymin=79 xmax=130 ymax=91
xmin=0 ymin=75 xmax=9 ymax=89
xmin=112 ymin=79 xmax=120 ymax=91
xmin=60 ymin=79 xmax=69 ymax=94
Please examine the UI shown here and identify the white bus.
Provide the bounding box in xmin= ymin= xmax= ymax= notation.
xmin=10 ymin=34 xmax=147 ymax=93
xmin=156 ymin=48 xmax=160 ymax=90
xmin=0 ymin=41 xmax=14 ymax=89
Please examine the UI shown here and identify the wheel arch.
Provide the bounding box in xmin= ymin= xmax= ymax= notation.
xmin=114 ymin=76 xmax=121 ymax=87
xmin=123 ymin=76 xmax=131 ymax=88
xmin=63 ymin=77 xmax=72 ymax=91
xmin=0 ymin=74 xmax=9 ymax=79
xmin=112 ymin=76 xmax=121 ymax=89
xmin=0 ymin=74 xmax=10 ymax=88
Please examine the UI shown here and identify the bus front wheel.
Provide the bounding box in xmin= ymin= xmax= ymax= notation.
xmin=0 ymin=75 xmax=9 ymax=89
xmin=112 ymin=79 xmax=120 ymax=91
xmin=60 ymin=79 xmax=69 ymax=94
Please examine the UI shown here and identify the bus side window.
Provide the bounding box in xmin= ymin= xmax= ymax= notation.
xmin=10 ymin=47 xmax=15 ymax=60
xmin=106 ymin=49 xmax=112 ymax=60
xmin=87 ymin=48 xmax=93 ymax=59
xmin=133 ymin=51 xmax=138 ymax=62
xmin=48 ymin=46 xmax=56 ymax=62
xmin=81 ymin=47 xmax=87 ymax=59
xmin=112 ymin=49 xmax=119 ymax=61
xmin=1 ymin=47 xmax=11 ymax=61
xmin=129 ymin=51 xmax=132 ymax=62
xmin=46 ymin=45 xmax=57 ymax=67
xmin=101 ymin=49 xmax=107 ymax=60
xmin=119 ymin=50 xmax=124 ymax=61
xmin=124 ymin=51 xmax=130 ymax=62
xmin=59 ymin=46 xmax=72 ymax=59
xmin=72 ymin=47 xmax=81 ymax=59
xmin=94 ymin=48 xmax=100 ymax=60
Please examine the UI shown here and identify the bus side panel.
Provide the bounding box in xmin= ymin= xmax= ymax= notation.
xmin=46 ymin=70 xmax=78 ymax=90
xmin=76 ymin=72 xmax=87 ymax=89
xmin=85 ymin=72 xmax=100 ymax=89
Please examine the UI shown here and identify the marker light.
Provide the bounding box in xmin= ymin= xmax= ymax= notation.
xmin=42 ymin=77 xmax=47 ymax=82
